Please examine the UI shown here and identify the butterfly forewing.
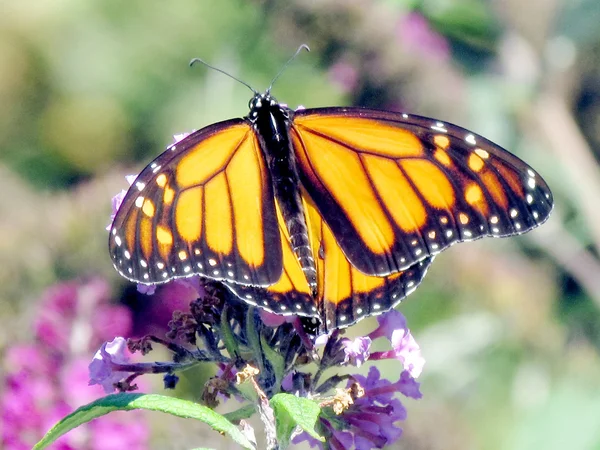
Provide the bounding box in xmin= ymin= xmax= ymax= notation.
xmin=109 ymin=120 xmax=283 ymax=287
xmin=290 ymin=108 xmax=553 ymax=276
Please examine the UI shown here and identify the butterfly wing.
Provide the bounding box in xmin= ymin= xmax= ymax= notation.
xmin=304 ymin=194 xmax=434 ymax=330
xmin=290 ymin=108 xmax=553 ymax=276
xmin=109 ymin=120 xmax=283 ymax=287
xmin=224 ymin=199 xmax=317 ymax=317
xmin=227 ymin=191 xmax=433 ymax=329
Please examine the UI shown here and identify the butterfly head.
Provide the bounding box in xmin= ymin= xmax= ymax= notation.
xmin=247 ymin=92 xmax=281 ymax=121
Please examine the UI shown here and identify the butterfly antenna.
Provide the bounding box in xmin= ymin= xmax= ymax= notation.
xmin=267 ymin=44 xmax=310 ymax=93
xmin=189 ymin=57 xmax=259 ymax=95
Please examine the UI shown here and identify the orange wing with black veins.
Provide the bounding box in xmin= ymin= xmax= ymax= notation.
xmin=109 ymin=120 xmax=283 ymax=288
xmin=290 ymin=108 xmax=553 ymax=277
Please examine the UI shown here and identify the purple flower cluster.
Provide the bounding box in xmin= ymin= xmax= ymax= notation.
xmin=299 ymin=367 xmax=421 ymax=450
xmin=100 ymin=177 xmax=427 ymax=450
xmin=84 ymin=269 xmax=425 ymax=450
xmin=294 ymin=310 xmax=424 ymax=450
xmin=1 ymin=279 xmax=149 ymax=450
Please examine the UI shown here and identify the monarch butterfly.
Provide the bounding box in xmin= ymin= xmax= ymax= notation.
xmin=109 ymin=50 xmax=553 ymax=331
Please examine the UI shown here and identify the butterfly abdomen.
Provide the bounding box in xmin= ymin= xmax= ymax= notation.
xmin=249 ymin=94 xmax=318 ymax=294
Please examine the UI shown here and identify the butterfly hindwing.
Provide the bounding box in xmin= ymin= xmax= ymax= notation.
xmin=290 ymin=108 xmax=553 ymax=276
xmin=224 ymin=200 xmax=317 ymax=317
xmin=109 ymin=120 xmax=283 ymax=287
xmin=303 ymin=193 xmax=434 ymax=330
xmin=227 ymin=190 xmax=434 ymax=330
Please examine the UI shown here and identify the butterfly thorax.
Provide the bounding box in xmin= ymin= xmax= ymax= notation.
xmin=248 ymin=93 xmax=318 ymax=294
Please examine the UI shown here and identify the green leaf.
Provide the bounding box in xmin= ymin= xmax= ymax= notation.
xmin=261 ymin=334 xmax=286 ymax=393
xmin=271 ymin=393 xmax=323 ymax=449
xmin=33 ymin=393 xmax=256 ymax=450
xmin=245 ymin=308 xmax=264 ymax=373
xmin=224 ymin=404 xmax=256 ymax=423
xmin=221 ymin=304 xmax=241 ymax=359
xmin=420 ymin=0 xmax=501 ymax=51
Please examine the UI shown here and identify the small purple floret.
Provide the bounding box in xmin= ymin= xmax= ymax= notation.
xmin=88 ymin=337 xmax=131 ymax=393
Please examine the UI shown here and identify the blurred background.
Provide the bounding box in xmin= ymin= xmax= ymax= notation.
xmin=1 ymin=0 xmax=600 ymax=449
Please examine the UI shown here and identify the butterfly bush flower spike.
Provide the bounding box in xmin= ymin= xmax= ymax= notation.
xmin=295 ymin=364 xmax=422 ymax=449
xmin=291 ymin=310 xmax=423 ymax=449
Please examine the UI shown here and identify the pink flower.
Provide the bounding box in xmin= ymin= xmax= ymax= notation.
xmin=5 ymin=345 xmax=54 ymax=375
xmin=34 ymin=283 xmax=78 ymax=351
xmin=328 ymin=60 xmax=359 ymax=93
xmin=134 ymin=278 xmax=202 ymax=336
xmin=397 ymin=12 xmax=450 ymax=61
xmin=63 ymin=358 xmax=107 ymax=405
xmin=92 ymin=304 xmax=134 ymax=345
xmin=1 ymin=279 xmax=148 ymax=449
xmin=259 ymin=310 xmax=297 ymax=327
xmin=89 ymin=416 xmax=149 ymax=450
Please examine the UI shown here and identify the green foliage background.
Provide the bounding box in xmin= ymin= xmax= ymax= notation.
xmin=2 ymin=0 xmax=600 ymax=448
